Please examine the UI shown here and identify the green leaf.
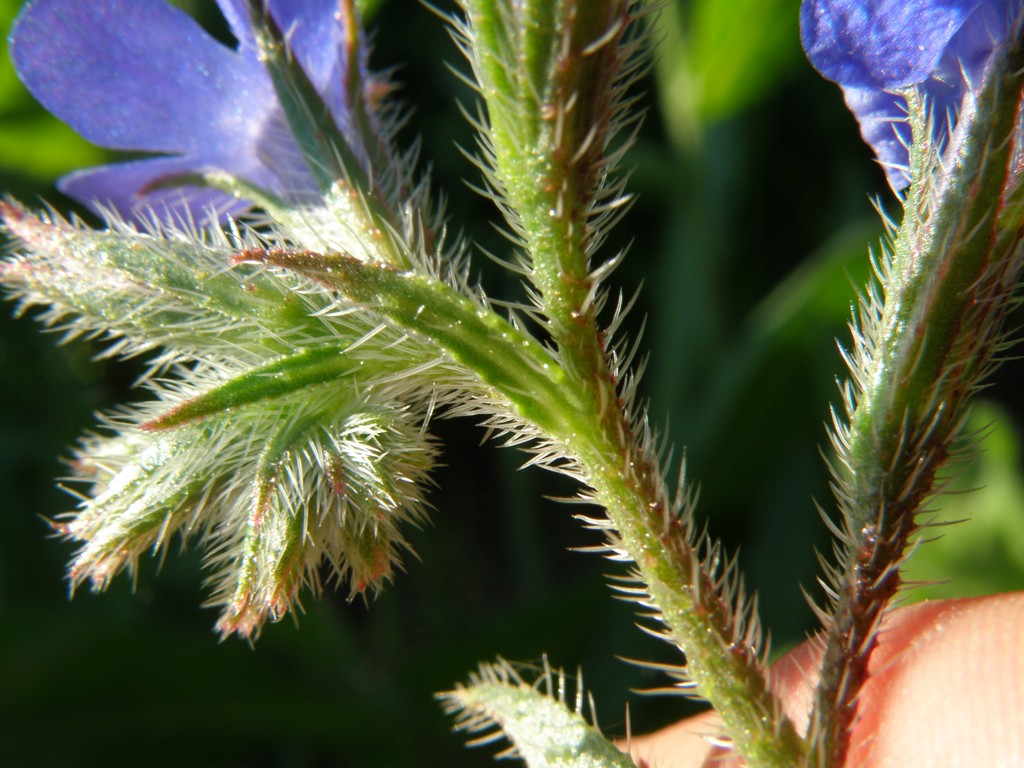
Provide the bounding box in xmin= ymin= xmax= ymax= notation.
xmin=143 ymin=346 xmax=364 ymax=430
xmin=238 ymin=246 xmax=575 ymax=434
xmin=439 ymin=659 xmax=633 ymax=768
xmin=0 ymin=202 xmax=367 ymax=366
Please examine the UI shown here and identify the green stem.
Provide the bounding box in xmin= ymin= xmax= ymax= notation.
xmin=252 ymin=244 xmax=806 ymax=767
xmin=466 ymin=0 xmax=628 ymax=384
xmin=239 ymin=248 xmax=578 ymax=433
xmin=565 ymin=417 xmax=807 ymax=767
xmin=810 ymin=37 xmax=1024 ymax=767
xmin=454 ymin=1 xmax=805 ymax=763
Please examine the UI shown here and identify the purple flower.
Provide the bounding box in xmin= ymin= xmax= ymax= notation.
xmin=800 ymin=0 xmax=1021 ymax=190
xmin=10 ymin=0 xmax=358 ymax=222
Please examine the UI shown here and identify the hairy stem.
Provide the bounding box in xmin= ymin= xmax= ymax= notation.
xmin=810 ymin=36 xmax=1024 ymax=767
xmin=252 ymin=244 xmax=806 ymax=767
xmin=458 ymin=0 xmax=804 ymax=763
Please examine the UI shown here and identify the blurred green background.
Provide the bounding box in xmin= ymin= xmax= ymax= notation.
xmin=2 ymin=0 xmax=1024 ymax=766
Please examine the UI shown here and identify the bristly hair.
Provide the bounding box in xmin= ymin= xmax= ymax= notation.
xmin=0 ymin=200 xmax=461 ymax=638
xmin=438 ymin=656 xmax=635 ymax=766
xmin=438 ymin=6 xmax=797 ymax=755
xmin=445 ymin=0 xmax=652 ymax=349
xmin=810 ymin=27 xmax=1024 ymax=763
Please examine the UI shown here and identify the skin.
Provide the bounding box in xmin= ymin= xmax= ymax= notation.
xmin=624 ymin=592 xmax=1024 ymax=767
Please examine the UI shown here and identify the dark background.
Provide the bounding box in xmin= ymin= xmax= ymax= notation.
xmin=2 ymin=0 xmax=1024 ymax=766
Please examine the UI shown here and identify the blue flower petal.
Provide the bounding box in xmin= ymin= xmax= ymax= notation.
xmin=801 ymin=0 xmax=1021 ymax=191
xmin=801 ymin=0 xmax=979 ymax=89
xmin=9 ymin=0 xmax=354 ymax=222
xmin=929 ymin=2 xmax=1017 ymax=88
xmin=839 ymin=85 xmax=913 ymax=188
xmin=58 ymin=157 xmax=258 ymax=223
xmin=11 ymin=0 xmax=270 ymax=156
xmin=216 ymin=0 xmax=356 ymax=134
